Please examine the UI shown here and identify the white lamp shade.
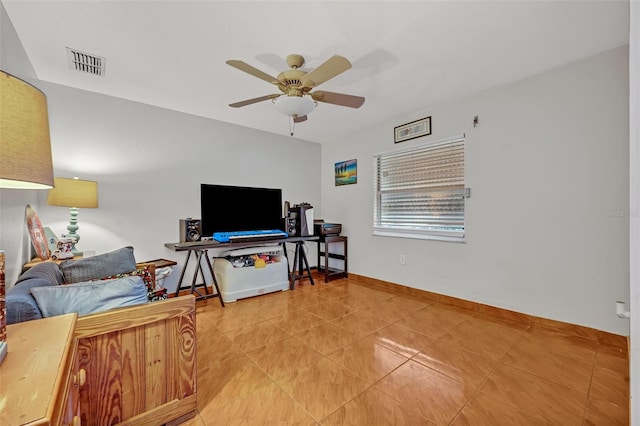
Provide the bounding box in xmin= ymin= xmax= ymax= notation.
xmin=273 ymin=95 xmax=315 ymax=117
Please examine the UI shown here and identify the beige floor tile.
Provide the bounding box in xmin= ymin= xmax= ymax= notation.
xmin=212 ymin=305 xmax=268 ymax=333
xmin=201 ymin=382 xmax=316 ymax=425
xmin=596 ymin=343 xmax=630 ymax=376
xmin=375 ymin=360 xmax=475 ymax=425
xmin=243 ymin=295 xmax=302 ymax=319
xmin=223 ymin=317 xmax=291 ymax=352
xmin=273 ymin=308 xmax=327 ymax=333
xmin=411 ymin=337 xmax=498 ymax=387
xmin=321 ymin=386 xmax=433 ymax=425
xmin=385 ymin=294 xmax=430 ymax=313
xmin=245 ymin=336 xmax=324 ymax=380
xmin=302 ymin=299 xmax=358 ymax=321
xmin=479 ymin=364 xmax=587 ymax=424
xmin=188 ymin=274 xmax=628 ymax=425
xmin=196 ymin=328 xmax=243 ymax=374
xmin=315 ymin=284 xmax=351 ymax=299
xmin=502 ymin=342 xmax=594 ymax=394
xmin=333 ymin=294 xmax=378 ymax=311
xmin=395 ymin=304 xmax=473 ymax=338
xmin=294 ymin=321 xmax=359 ymax=355
xmin=437 ymin=317 xmax=525 ymax=360
xmin=361 ymin=299 xmax=415 ymax=323
xmin=583 ymin=397 xmax=629 ymax=425
xmin=196 ymin=354 xmax=273 ymax=411
xmin=284 ymin=291 xmax=332 ymax=310
xmin=451 ymin=391 xmax=549 ymax=425
xmin=369 ymin=322 xmax=437 ymax=358
xmin=525 ymin=325 xmax=598 ymax=360
xmin=589 ymin=365 xmax=630 ymax=407
xmin=277 ymin=357 xmax=370 ymax=422
xmin=328 ymin=335 xmax=409 ymax=384
xmin=330 ymin=310 xmax=390 ymax=337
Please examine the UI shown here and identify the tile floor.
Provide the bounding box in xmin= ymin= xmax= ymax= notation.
xmin=181 ymin=274 xmax=630 ymax=425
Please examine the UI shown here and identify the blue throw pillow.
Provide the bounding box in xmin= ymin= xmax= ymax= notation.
xmin=29 ymin=275 xmax=148 ymax=318
xmin=59 ymin=246 xmax=136 ymax=283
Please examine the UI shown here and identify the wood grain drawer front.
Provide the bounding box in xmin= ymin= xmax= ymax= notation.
xmin=1 ymin=314 xmax=78 ymax=426
xmin=74 ymin=296 xmax=197 ymax=425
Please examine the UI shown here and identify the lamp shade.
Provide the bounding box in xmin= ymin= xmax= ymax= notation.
xmin=273 ymin=95 xmax=315 ymax=117
xmin=0 ymin=71 xmax=54 ymax=189
xmin=47 ymin=178 xmax=98 ymax=208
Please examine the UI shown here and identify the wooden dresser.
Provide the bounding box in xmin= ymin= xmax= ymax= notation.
xmin=0 ymin=296 xmax=196 ymax=425
xmin=1 ymin=313 xmax=81 ymax=425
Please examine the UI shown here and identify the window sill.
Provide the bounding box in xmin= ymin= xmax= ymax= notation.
xmin=372 ymin=229 xmax=465 ymax=243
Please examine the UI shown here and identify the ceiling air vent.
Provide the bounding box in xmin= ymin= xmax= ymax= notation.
xmin=66 ymin=47 xmax=105 ymax=76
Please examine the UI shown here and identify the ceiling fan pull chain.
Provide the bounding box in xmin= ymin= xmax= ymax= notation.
xmin=289 ymin=116 xmax=295 ymax=136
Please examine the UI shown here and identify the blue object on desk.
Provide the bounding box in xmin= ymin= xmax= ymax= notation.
xmin=213 ymin=229 xmax=288 ymax=243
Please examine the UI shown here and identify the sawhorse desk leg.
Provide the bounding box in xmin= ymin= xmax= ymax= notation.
xmin=287 ymin=241 xmax=314 ymax=290
xmin=174 ymin=249 xmax=225 ymax=306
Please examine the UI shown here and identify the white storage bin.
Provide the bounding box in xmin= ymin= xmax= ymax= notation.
xmin=213 ymin=245 xmax=289 ymax=303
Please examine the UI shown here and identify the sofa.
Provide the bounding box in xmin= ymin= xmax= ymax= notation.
xmin=6 ymin=247 xmax=197 ymax=425
xmin=8 ymin=246 xmax=146 ymax=324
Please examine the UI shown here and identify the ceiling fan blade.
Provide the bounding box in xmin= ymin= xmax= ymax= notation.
xmin=229 ymin=94 xmax=281 ymax=108
xmin=293 ymin=115 xmax=307 ymax=123
xmin=301 ymin=55 xmax=352 ymax=88
xmin=226 ymin=60 xmax=280 ymax=85
xmin=311 ymin=91 xmax=365 ymax=108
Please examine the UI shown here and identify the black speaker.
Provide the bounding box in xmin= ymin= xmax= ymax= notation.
xmin=179 ymin=218 xmax=201 ymax=242
xmin=285 ymin=217 xmax=297 ymax=237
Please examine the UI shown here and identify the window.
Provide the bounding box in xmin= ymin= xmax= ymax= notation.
xmin=373 ymin=134 xmax=467 ymax=241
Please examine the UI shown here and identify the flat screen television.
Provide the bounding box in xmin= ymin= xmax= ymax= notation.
xmin=200 ymin=184 xmax=283 ymax=237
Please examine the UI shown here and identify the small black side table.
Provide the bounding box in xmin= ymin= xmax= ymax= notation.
xmin=317 ymin=235 xmax=348 ymax=282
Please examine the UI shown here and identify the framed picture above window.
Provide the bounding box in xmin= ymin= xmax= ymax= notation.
xmin=373 ymin=134 xmax=468 ymax=242
xmin=394 ymin=116 xmax=432 ymax=143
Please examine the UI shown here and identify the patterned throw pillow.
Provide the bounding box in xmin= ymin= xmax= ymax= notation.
xmin=97 ymin=263 xmax=167 ymax=301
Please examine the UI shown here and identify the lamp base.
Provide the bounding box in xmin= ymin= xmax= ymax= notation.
xmin=0 ymin=341 xmax=7 ymax=365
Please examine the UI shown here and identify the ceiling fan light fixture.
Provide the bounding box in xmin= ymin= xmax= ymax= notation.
xmin=273 ymin=95 xmax=315 ymax=117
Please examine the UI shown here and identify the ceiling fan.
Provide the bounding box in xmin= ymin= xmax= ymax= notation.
xmin=226 ymin=54 xmax=365 ymax=125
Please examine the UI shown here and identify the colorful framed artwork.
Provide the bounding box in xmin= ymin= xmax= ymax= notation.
xmin=394 ymin=116 xmax=432 ymax=143
xmin=335 ymin=159 xmax=357 ymax=186
xmin=25 ymin=204 xmax=50 ymax=261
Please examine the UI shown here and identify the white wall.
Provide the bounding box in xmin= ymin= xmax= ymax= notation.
xmin=25 ymin=82 xmax=321 ymax=293
xmin=2 ymin=1 xmax=321 ymax=290
xmin=322 ymin=46 xmax=630 ymax=336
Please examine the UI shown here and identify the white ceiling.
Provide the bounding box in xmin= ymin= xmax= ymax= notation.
xmin=2 ymin=1 xmax=630 ymax=144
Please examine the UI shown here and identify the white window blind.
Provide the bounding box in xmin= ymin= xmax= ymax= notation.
xmin=373 ymin=134 xmax=467 ymax=241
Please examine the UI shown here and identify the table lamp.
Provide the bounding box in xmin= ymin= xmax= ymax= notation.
xmin=0 ymin=70 xmax=55 ymax=364
xmin=47 ymin=177 xmax=99 ymax=255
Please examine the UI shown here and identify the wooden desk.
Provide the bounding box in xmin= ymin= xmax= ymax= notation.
xmin=1 ymin=314 xmax=80 ymax=425
xmin=141 ymin=258 xmax=178 ymax=268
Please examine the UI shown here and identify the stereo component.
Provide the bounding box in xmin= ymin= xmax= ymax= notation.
xmin=289 ymin=203 xmax=313 ymax=237
xmin=179 ymin=218 xmax=202 ymax=242
xmin=285 ymin=217 xmax=297 ymax=237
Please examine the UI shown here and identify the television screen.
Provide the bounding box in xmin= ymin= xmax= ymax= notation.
xmin=200 ymin=184 xmax=284 ymax=237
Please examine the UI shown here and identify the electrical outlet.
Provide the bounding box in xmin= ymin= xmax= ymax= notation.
xmin=399 ymin=254 xmax=406 ymax=265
